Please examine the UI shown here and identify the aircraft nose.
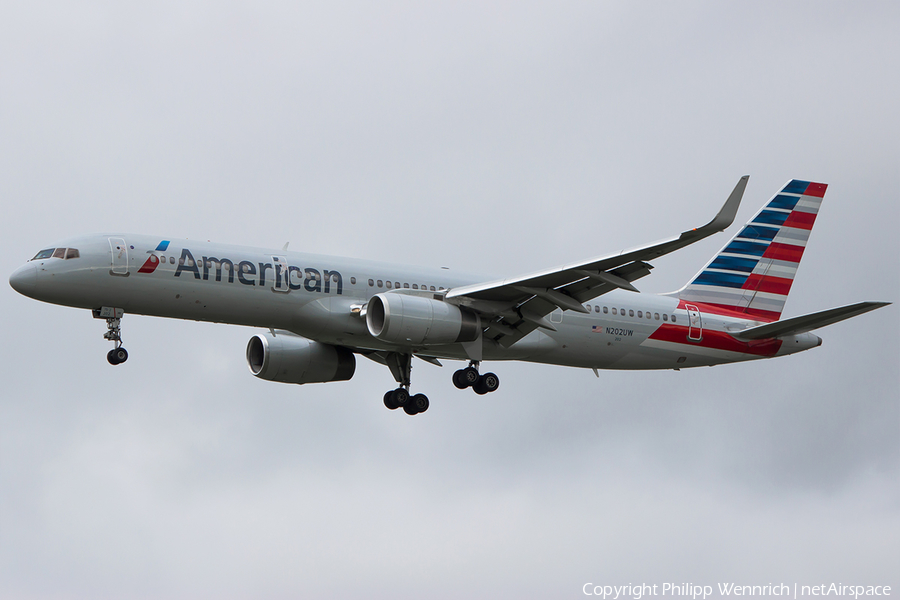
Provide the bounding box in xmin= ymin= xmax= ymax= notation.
xmin=9 ymin=263 xmax=37 ymax=297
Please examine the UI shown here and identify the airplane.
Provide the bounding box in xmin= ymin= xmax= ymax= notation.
xmin=8 ymin=177 xmax=889 ymax=416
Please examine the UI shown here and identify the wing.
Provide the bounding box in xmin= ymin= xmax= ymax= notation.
xmin=445 ymin=176 xmax=750 ymax=347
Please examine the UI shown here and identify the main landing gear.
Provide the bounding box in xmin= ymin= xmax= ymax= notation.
xmin=93 ymin=307 xmax=129 ymax=365
xmin=382 ymin=353 xmax=429 ymax=416
xmin=452 ymin=361 xmax=500 ymax=395
xmin=380 ymin=357 xmax=501 ymax=416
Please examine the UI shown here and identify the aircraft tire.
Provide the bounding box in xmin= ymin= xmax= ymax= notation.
xmin=478 ymin=372 xmax=500 ymax=393
xmin=409 ymin=393 xmax=429 ymax=414
xmin=452 ymin=369 xmax=469 ymax=389
xmin=461 ymin=367 xmax=479 ymax=387
xmin=107 ymin=349 xmax=120 ymax=365
xmin=390 ymin=388 xmax=409 ymax=408
xmin=384 ymin=390 xmax=401 ymax=410
xmin=113 ymin=348 xmax=128 ymax=364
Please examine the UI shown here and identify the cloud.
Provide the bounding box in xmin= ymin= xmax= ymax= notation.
xmin=1 ymin=2 xmax=897 ymax=598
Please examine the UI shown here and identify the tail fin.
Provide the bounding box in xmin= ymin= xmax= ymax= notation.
xmin=676 ymin=179 xmax=827 ymax=322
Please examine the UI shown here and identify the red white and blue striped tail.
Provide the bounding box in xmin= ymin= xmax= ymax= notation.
xmin=676 ymin=179 xmax=827 ymax=322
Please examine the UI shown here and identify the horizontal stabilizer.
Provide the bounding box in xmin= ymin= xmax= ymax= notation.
xmin=733 ymin=301 xmax=890 ymax=340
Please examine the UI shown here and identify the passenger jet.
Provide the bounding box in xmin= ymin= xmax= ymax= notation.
xmin=9 ymin=177 xmax=889 ymax=415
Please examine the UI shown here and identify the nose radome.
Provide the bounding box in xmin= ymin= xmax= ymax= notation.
xmin=9 ymin=263 xmax=37 ymax=296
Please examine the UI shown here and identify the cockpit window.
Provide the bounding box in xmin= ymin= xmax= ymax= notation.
xmin=31 ymin=248 xmax=80 ymax=261
xmin=32 ymin=249 xmax=55 ymax=260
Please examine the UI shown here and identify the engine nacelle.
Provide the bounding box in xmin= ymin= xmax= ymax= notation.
xmin=246 ymin=332 xmax=356 ymax=385
xmin=366 ymin=293 xmax=481 ymax=345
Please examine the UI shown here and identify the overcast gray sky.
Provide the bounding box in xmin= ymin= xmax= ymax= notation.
xmin=1 ymin=2 xmax=898 ymax=599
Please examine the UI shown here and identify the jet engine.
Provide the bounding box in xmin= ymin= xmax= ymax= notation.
xmin=246 ymin=331 xmax=356 ymax=384
xmin=366 ymin=293 xmax=481 ymax=345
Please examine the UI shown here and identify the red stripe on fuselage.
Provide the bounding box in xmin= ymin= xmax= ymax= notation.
xmin=675 ymin=299 xmax=780 ymax=323
xmin=648 ymin=324 xmax=782 ymax=357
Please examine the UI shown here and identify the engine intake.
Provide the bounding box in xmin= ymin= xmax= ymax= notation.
xmin=366 ymin=293 xmax=481 ymax=345
xmin=246 ymin=332 xmax=356 ymax=384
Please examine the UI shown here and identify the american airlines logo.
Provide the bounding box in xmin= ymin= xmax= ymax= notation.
xmin=137 ymin=240 xmax=170 ymax=274
xmin=139 ymin=242 xmax=343 ymax=294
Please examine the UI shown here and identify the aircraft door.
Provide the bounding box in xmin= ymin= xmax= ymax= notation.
xmin=685 ymin=303 xmax=702 ymax=341
xmin=109 ymin=237 xmax=129 ymax=275
xmin=271 ymin=255 xmax=290 ymax=292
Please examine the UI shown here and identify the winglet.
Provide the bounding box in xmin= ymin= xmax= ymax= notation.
xmin=686 ymin=175 xmax=748 ymax=237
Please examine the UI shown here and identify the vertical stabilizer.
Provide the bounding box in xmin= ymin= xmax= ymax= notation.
xmin=676 ymin=179 xmax=827 ymax=321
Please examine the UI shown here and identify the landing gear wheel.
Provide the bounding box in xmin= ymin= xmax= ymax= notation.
xmin=473 ymin=372 xmax=500 ymax=395
xmin=404 ymin=393 xmax=429 ymax=415
xmin=390 ymin=388 xmax=409 ymax=408
xmin=384 ymin=390 xmax=401 ymax=410
xmin=107 ymin=347 xmax=128 ymax=365
xmin=458 ymin=367 xmax=479 ymax=388
xmin=452 ymin=369 xmax=469 ymax=389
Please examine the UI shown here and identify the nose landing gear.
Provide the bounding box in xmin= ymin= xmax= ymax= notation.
xmin=93 ymin=307 xmax=128 ymax=365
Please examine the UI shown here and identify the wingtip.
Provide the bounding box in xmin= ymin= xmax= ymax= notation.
xmin=702 ymin=176 xmax=748 ymax=233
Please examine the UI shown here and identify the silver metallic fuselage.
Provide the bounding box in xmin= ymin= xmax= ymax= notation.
xmin=9 ymin=233 xmax=821 ymax=372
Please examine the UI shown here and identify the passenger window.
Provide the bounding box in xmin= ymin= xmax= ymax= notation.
xmin=386 ymin=281 xmax=392 ymax=289
xmin=603 ymin=306 xmax=608 ymax=314
xmin=412 ymin=284 xmax=418 ymax=290
xmin=595 ymin=305 xmax=600 ymax=313
xmin=377 ymin=280 xmax=383 ymax=288
xmin=646 ymin=312 xmax=651 ymax=319
xmin=368 ymin=279 xmax=374 ymax=287
xmin=395 ymin=282 xmax=400 ymax=289
xmin=637 ymin=310 xmax=643 ymax=318
xmin=628 ymin=309 xmax=634 ymax=317
xmin=52 ymin=248 xmax=66 ymax=259
xmin=620 ymin=308 xmax=625 ymax=315
xmin=672 ymin=315 xmax=677 ymax=323
xmin=655 ymin=313 xmax=660 ymax=320
xmin=438 ymin=287 xmax=445 ymax=291
xmin=430 ymin=286 xmax=436 ymax=291
xmin=350 ymin=277 xmax=357 ymax=285
xmin=663 ymin=314 xmax=668 ymax=321
xmin=32 ymin=249 xmax=55 ymax=260
xmin=170 ymin=256 xmax=175 ymax=264
xmin=65 ymin=248 xmax=80 ymax=259
xmin=612 ymin=308 xmax=617 ymax=315
xmin=403 ymin=283 xmax=409 ymax=288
